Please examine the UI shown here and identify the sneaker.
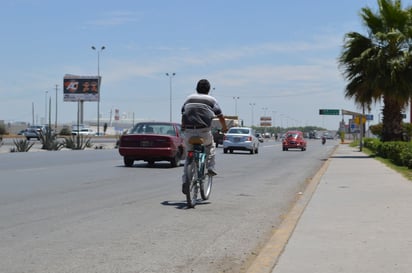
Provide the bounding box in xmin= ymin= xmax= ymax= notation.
xmin=208 ymin=168 xmax=217 ymax=176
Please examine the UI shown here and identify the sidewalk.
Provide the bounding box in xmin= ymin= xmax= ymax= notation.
xmin=267 ymin=144 xmax=412 ymax=273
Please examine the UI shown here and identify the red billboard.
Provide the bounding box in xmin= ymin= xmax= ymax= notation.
xmin=63 ymin=74 xmax=101 ymax=102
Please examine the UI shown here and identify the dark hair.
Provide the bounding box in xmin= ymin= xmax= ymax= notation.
xmin=196 ymin=79 xmax=210 ymax=94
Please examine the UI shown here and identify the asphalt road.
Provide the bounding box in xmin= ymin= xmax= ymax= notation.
xmin=0 ymin=139 xmax=338 ymax=273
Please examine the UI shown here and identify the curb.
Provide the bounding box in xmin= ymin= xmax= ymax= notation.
xmin=245 ymin=144 xmax=338 ymax=273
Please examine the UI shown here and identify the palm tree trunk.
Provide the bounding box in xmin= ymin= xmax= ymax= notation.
xmin=381 ymin=96 xmax=403 ymax=142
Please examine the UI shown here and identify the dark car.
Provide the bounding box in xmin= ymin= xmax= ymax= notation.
xmin=212 ymin=128 xmax=224 ymax=147
xmin=282 ymin=130 xmax=307 ymax=151
xmin=118 ymin=122 xmax=186 ymax=167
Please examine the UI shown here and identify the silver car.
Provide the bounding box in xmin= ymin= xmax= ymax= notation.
xmin=23 ymin=127 xmax=41 ymax=140
xmin=223 ymin=127 xmax=259 ymax=154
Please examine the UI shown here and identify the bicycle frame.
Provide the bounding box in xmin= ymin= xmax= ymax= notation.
xmin=187 ymin=144 xmax=206 ymax=180
xmin=184 ymin=136 xmax=213 ymax=208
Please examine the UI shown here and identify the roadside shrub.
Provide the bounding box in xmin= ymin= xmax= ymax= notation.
xmin=59 ymin=126 xmax=71 ymax=136
xmin=64 ymin=135 xmax=93 ymax=150
xmin=369 ymin=122 xmax=412 ymax=141
xmin=399 ymin=144 xmax=412 ymax=169
xmin=363 ymin=137 xmax=412 ymax=168
xmin=11 ymin=139 xmax=34 ymax=152
xmin=378 ymin=141 xmax=408 ymax=166
xmin=363 ymin=138 xmax=381 ymax=154
xmin=0 ymin=123 xmax=6 ymax=135
xmin=40 ymin=128 xmax=64 ymax=151
xmin=369 ymin=124 xmax=382 ymax=139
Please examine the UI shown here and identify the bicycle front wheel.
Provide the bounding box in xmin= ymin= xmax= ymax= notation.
xmin=184 ymin=160 xmax=198 ymax=208
xmin=200 ymin=174 xmax=213 ymax=200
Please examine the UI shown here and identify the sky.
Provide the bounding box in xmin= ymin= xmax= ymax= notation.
xmin=0 ymin=0 xmax=403 ymax=130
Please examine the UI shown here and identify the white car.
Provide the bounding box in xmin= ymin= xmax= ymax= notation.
xmin=223 ymin=127 xmax=259 ymax=154
xmin=72 ymin=128 xmax=95 ymax=136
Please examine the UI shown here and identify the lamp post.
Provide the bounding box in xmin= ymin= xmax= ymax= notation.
xmin=262 ymin=107 xmax=268 ymax=117
xmin=91 ymin=45 xmax=106 ymax=136
xmin=233 ymin=96 xmax=240 ymax=117
xmin=55 ymin=84 xmax=58 ymax=130
xmin=280 ymin=114 xmax=284 ymax=129
xmin=44 ymin=91 xmax=48 ymax=125
xmin=166 ymin=72 xmax=176 ymax=122
xmin=249 ymin=103 xmax=256 ymax=127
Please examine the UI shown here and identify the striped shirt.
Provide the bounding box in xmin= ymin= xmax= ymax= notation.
xmin=181 ymin=93 xmax=223 ymax=128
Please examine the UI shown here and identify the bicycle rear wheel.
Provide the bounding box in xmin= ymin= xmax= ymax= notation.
xmin=200 ymin=174 xmax=213 ymax=200
xmin=184 ymin=160 xmax=198 ymax=208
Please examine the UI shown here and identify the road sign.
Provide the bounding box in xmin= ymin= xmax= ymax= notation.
xmin=319 ymin=109 xmax=340 ymax=115
xmin=354 ymin=116 xmax=366 ymax=124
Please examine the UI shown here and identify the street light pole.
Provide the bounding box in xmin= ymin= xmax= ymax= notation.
xmin=55 ymin=84 xmax=58 ymax=130
xmin=262 ymin=107 xmax=268 ymax=117
xmin=272 ymin=110 xmax=277 ymax=128
xmin=249 ymin=103 xmax=256 ymax=127
xmin=233 ymin=96 xmax=240 ymax=117
xmin=44 ymin=91 xmax=48 ymax=125
xmin=166 ymin=73 xmax=176 ymax=122
xmin=92 ymin=45 xmax=106 ymax=136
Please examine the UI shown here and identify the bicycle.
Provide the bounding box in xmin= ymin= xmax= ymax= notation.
xmin=183 ymin=136 xmax=213 ymax=208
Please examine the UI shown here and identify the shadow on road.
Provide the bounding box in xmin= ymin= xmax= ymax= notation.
xmin=161 ymin=200 xmax=211 ymax=210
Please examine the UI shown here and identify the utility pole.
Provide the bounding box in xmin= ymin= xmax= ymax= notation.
xmin=55 ymin=84 xmax=58 ymax=130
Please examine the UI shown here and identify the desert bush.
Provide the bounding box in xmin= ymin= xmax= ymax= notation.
xmin=11 ymin=139 xmax=34 ymax=152
xmin=59 ymin=126 xmax=71 ymax=136
xmin=40 ymin=128 xmax=64 ymax=151
xmin=64 ymin=135 xmax=93 ymax=150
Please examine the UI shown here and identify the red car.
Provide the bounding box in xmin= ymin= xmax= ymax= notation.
xmin=118 ymin=122 xmax=186 ymax=167
xmin=282 ymin=130 xmax=307 ymax=151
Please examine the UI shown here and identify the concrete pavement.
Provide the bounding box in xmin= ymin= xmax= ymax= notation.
xmin=248 ymin=143 xmax=412 ymax=273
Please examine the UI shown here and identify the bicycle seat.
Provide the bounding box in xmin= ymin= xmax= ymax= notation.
xmin=188 ymin=136 xmax=204 ymax=145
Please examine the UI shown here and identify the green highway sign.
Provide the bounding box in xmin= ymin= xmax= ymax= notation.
xmin=319 ymin=109 xmax=340 ymax=115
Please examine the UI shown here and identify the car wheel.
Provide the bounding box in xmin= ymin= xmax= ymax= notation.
xmin=123 ymin=157 xmax=134 ymax=167
xmin=170 ymin=153 xmax=180 ymax=168
xmin=223 ymin=148 xmax=228 ymax=154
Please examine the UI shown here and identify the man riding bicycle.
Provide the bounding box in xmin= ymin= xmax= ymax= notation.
xmin=181 ymin=79 xmax=227 ymax=193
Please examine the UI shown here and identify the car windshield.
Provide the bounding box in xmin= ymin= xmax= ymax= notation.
xmin=287 ymin=133 xmax=299 ymax=138
xmin=228 ymin=128 xmax=250 ymax=134
xmin=130 ymin=123 xmax=176 ymax=136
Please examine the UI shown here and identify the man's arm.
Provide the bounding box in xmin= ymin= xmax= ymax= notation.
xmin=218 ymin=115 xmax=228 ymax=133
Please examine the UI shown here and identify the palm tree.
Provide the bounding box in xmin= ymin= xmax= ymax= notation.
xmin=339 ymin=0 xmax=412 ymax=141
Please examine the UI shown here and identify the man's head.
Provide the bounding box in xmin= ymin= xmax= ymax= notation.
xmin=196 ymin=79 xmax=210 ymax=94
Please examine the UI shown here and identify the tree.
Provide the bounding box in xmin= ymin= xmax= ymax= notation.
xmin=339 ymin=0 xmax=412 ymax=141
